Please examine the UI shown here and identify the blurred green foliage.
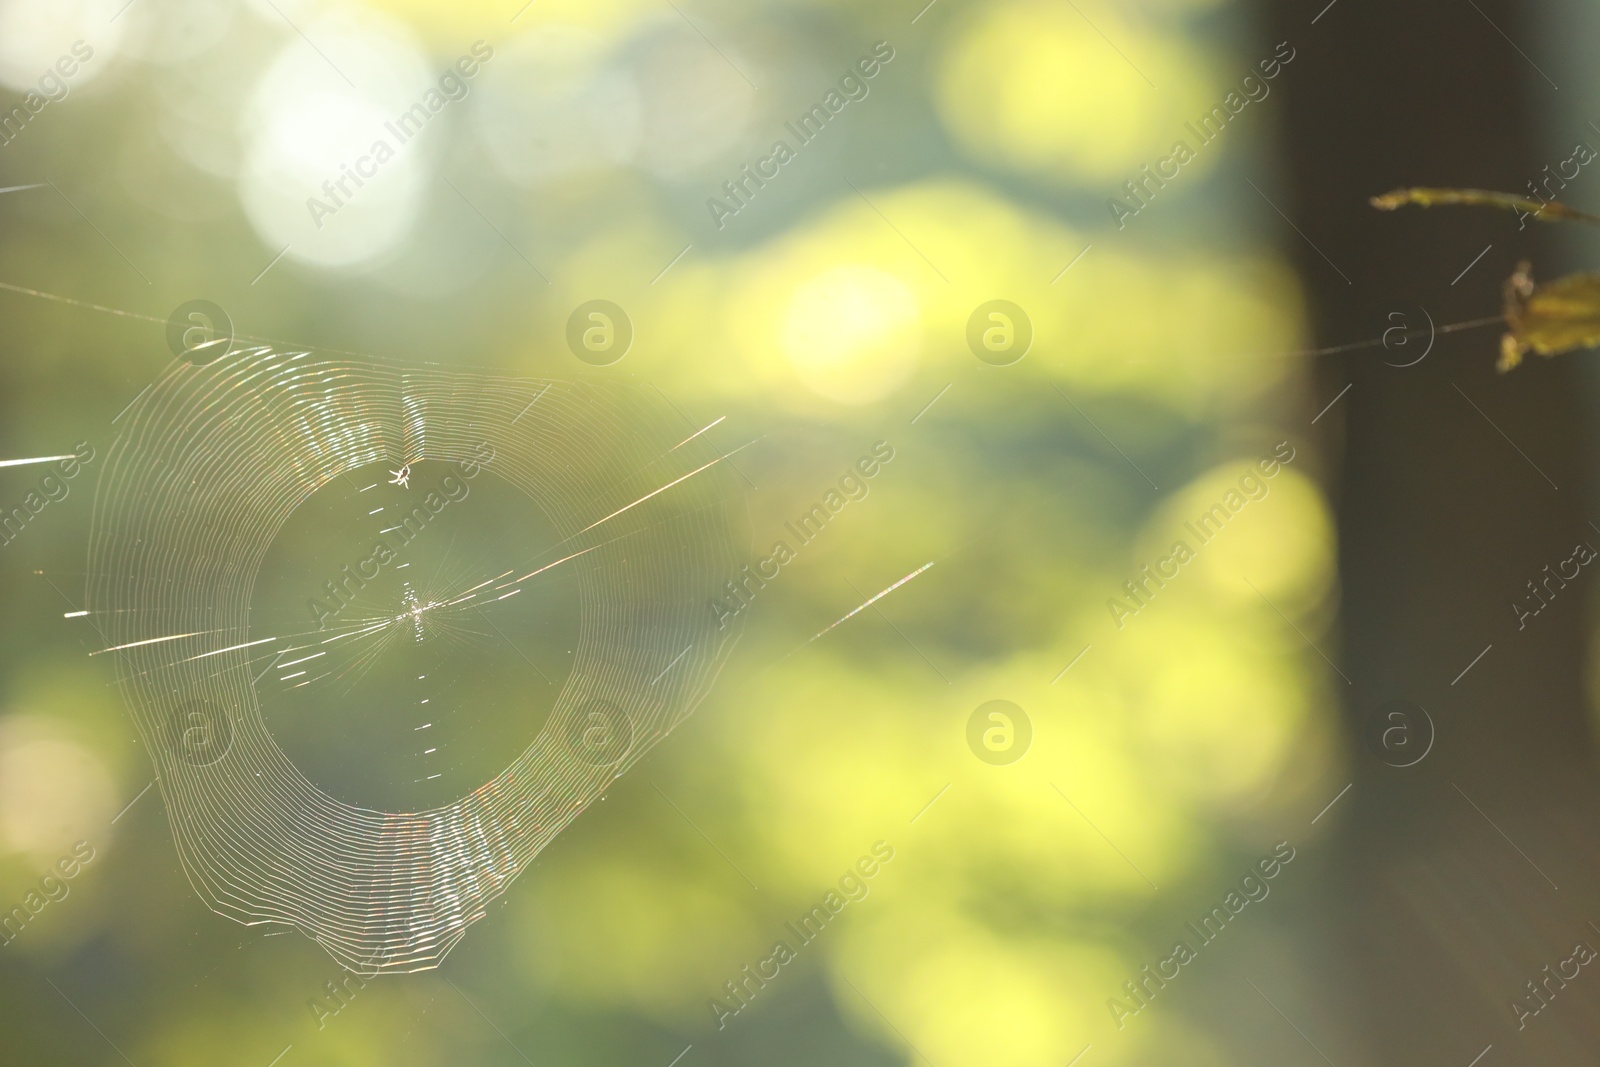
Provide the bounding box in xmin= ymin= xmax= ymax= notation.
xmin=0 ymin=0 xmax=1339 ymax=1064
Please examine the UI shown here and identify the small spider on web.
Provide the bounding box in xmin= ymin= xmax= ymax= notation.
xmin=388 ymin=464 xmax=411 ymax=489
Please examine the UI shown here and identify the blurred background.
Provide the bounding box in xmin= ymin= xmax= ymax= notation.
xmin=0 ymin=0 xmax=1595 ymax=1063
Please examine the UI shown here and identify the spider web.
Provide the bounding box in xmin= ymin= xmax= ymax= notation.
xmin=87 ymin=346 xmax=745 ymax=973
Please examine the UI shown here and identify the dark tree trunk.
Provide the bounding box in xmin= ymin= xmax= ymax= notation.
xmin=1268 ymin=0 xmax=1600 ymax=1060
